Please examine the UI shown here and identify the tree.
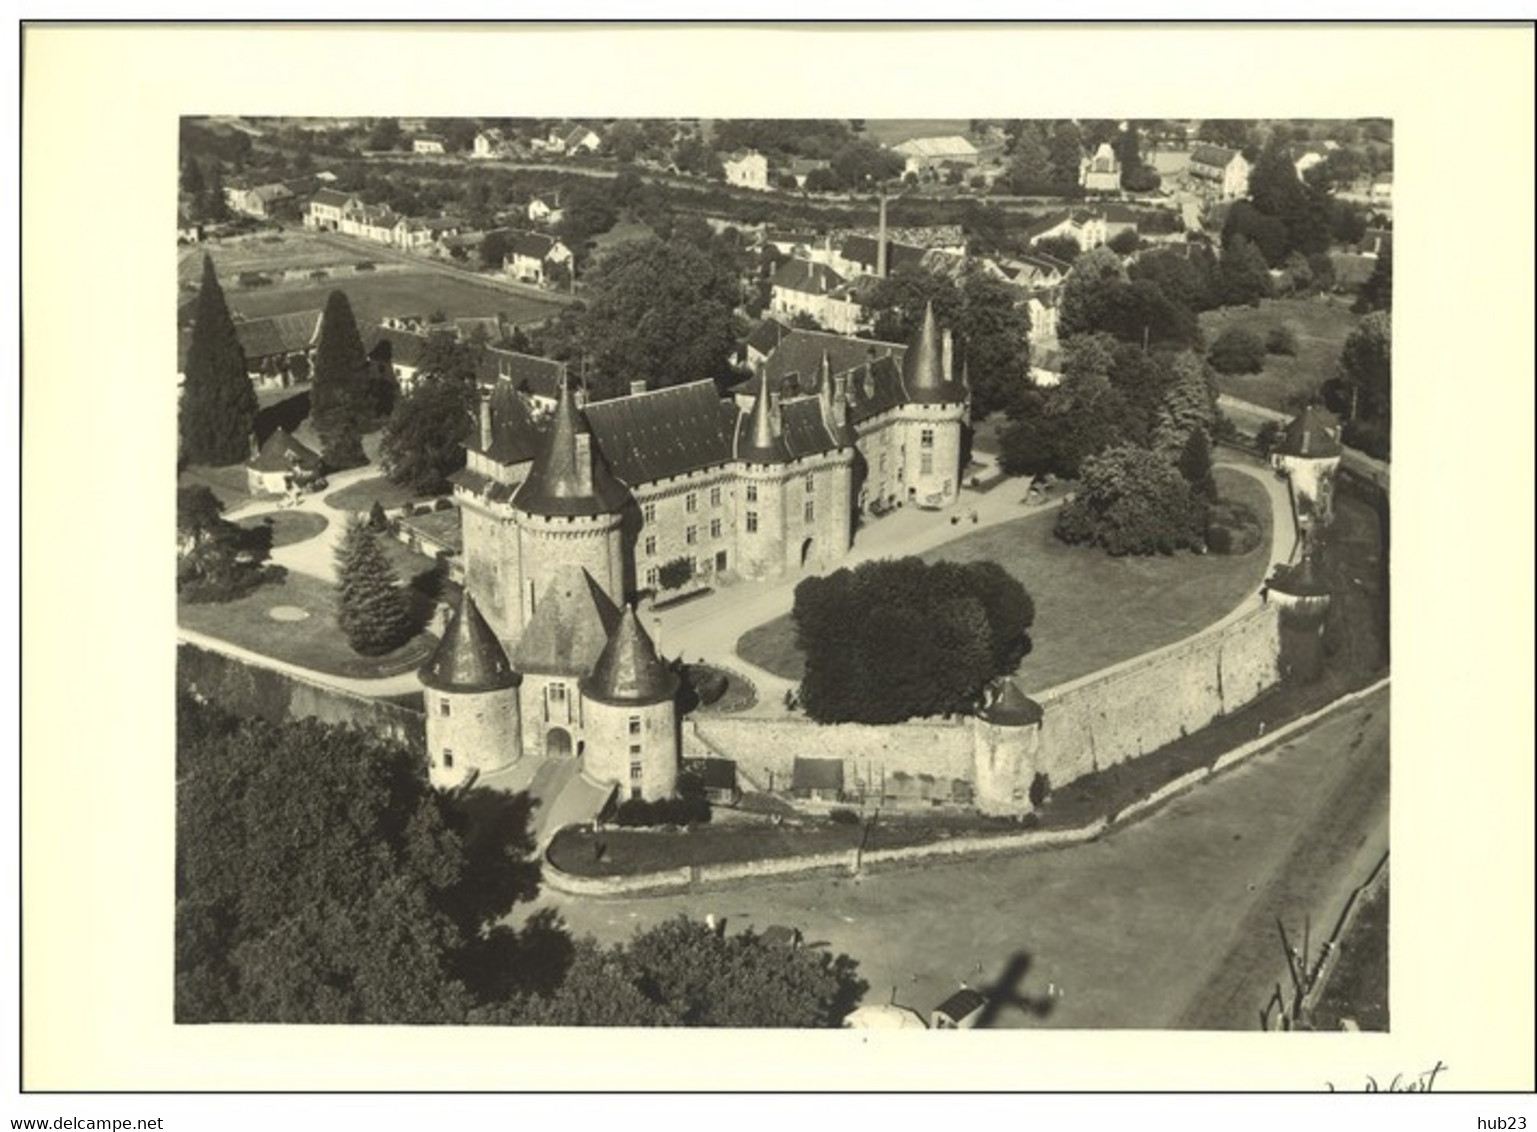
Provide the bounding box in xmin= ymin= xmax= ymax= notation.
xmin=572 ymin=238 xmax=741 ymax=399
xmin=176 ymin=694 xmax=542 ymax=1024
xmin=1130 ymin=246 xmax=1217 ymax=313
xmin=380 ymin=374 xmax=476 ymax=495
xmin=556 ymin=183 xmax=620 ymax=250
xmin=176 ymin=485 xmax=276 ymax=603
xmin=954 ymin=267 xmax=1033 ymax=418
xmin=1354 ymin=243 xmax=1392 ymax=314
xmin=334 ymin=515 xmax=412 ymax=654
xmin=1177 ymin=426 xmax=1218 ymax=503
xmin=1054 ymin=445 xmax=1208 ymax=556
xmin=1004 ymin=129 xmax=1054 ymax=194
xmin=1108 ymin=228 xmax=1141 ymax=256
xmin=179 ymin=255 xmax=258 ymax=466
xmin=1046 ymin=121 xmax=1086 ymax=186
xmin=367 ymin=117 xmax=404 ymax=152
xmin=1214 ymin=236 xmax=1273 ymax=307
xmin=1057 ymin=247 xmax=1127 ymax=339
xmin=794 ymin=558 xmax=1034 ymax=724
xmin=1207 ymin=325 xmax=1267 ymax=374
xmin=863 ymin=269 xmax=962 ymax=343
xmin=1033 ymin=235 xmax=1081 ymax=264
xmin=1336 ymin=310 xmax=1391 ymax=422
xmin=180 ymin=155 xmax=206 ymax=198
xmin=1222 ymin=201 xmax=1290 ymax=267
xmin=310 ymin=290 xmax=373 ymax=468
xmin=1266 ymin=325 xmax=1300 ymax=355
xmin=1154 ymin=351 xmax=1220 ymax=452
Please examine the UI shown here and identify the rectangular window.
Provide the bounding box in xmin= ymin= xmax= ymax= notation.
xmin=644 ymin=535 xmax=656 ymax=556
xmin=709 ymin=486 xmax=722 ymax=507
xmin=685 ymin=492 xmax=697 ymax=513
xmin=804 ymin=500 xmax=815 ymax=523
xmin=628 ymin=717 xmax=641 ymax=736
xmin=686 ymin=525 xmax=698 ymax=545
xmin=645 ymin=567 xmax=658 ymax=587
xmin=921 ymin=452 xmax=934 ymax=475
xmin=549 ymin=683 xmax=566 ymax=704
xmin=805 ymin=473 xmax=815 ymax=493
xmin=643 ymin=501 xmax=656 ymax=522
xmin=746 ymin=511 xmax=758 ymax=533
xmin=439 ymin=699 xmax=451 ymax=717
xmin=709 ymin=518 xmax=722 ymax=539
xmin=921 ymin=428 xmax=935 ymax=449
xmin=631 ymin=785 xmax=643 ymax=801
xmin=879 ymin=452 xmax=887 ymax=472
xmin=716 ymin=550 xmax=728 ymax=571
xmin=629 ymin=744 xmax=642 ymax=758
xmin=746 ymin=484 xmax=758 ymax=503
xmin=442 ymin=750 xmax=454 ymax=768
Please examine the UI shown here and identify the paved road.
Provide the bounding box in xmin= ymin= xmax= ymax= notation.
xmin=529 ymin=685 xmax=1389 ymax=1030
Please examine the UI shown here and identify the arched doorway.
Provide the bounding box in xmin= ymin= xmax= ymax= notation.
xmin=546 ymin=727 xmax=573 ymax=759
xmin=800 ymin=537 xmax=815 ymax=567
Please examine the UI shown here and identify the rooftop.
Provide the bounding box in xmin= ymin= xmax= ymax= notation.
xmin=418 ymin=591 xmax=520 ymax=693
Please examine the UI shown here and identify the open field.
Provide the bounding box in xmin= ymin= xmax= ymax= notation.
xmin=737 ymin=467 xmax=1273 ymax=690
xmin=223 ymin=271 xmax=565 ymax=331
xmin=1201 ymin=296 xmax=1361 ymax=414
xmin=177 ymin=231 xmax=365 ymax=285
xmin=176 ymin=570 xmax=438 ymax=679
xmin=860 ymin=119 xmax=973 ymax=147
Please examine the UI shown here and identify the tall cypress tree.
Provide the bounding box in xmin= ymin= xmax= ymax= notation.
xmin=334 ymin=516 xmax=412 ymax=655
xmin=179 ymin=254 xmax=257 ymax=466
xmin=310 ymin=289 xmax=371 ymax=469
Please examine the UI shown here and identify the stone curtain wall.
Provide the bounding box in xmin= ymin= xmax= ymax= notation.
xmin=1033 ymin=605 xmax=1281 ymax=786
xmin=696 ymin=605 xmax=1282 ymax=800
xmin=177 ymin=643 xmax=426 ymax=749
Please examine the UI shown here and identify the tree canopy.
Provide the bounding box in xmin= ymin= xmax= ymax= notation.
xmin=570 ymin=237 xmax=743 ymax=399
xmin=380 ymin=369 xmax=477 ymax=495
xmin=334 ymin=515 xmax=413 ymax=655
xmin=179 ymin=255 xmax=258 ymax=466
xmin=310 ymin=290 xmax=375 ymax=468
xmin=794 ymin=557 xmax=1034 ymax=724
xmin=176 ymin=485 xmax=278 ymax=603
xmin=1054 ymin=444 xmax=1209 ymax=556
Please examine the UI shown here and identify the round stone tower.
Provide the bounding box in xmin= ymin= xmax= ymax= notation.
xmin=896 ymin=300 xmax=968 ymax=509
xmin=511 ymin=374 xmax=631 ymax=633
xmin=418 ymin=590 xmax=523 ymax=789
xmin=732 ymin=364 xmax=794 ymax=580
xmin=579 ymin=605 xmax=681 ymax=802
xmin=1270 ymin=405 xmax=1343 ymax=532
xmin=1268 ymin=551 xmax=1333 ymax=683
xmin=969 ymin=676 xmax=1045 ymax=816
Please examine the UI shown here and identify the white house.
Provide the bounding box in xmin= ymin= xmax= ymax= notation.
xmin=472 ymin=129 xmax=506 ymax=159
xmin=1021 ymin=209 xmax=1107 ymax=252
xmin=527 ymin=193 xmax=564 ymax=226
xmin=413 ymin=135 xmax=447 ymax=155
xmin=723 ymin=150 xmax=770 ymax=191
xmin=1080 ymin=141 xmax=1121 ymax=193
xmin=1188 ymin=145 xmax=1250 ymax=200
xmin=304 ymin=188 xmax=360 ymax=230
xmin=768 ymin=258 xmax=869 ymax=336
xmin=1370 ymin=173 xmax=1393 ymax=204
xmin=562 ymin=125 xmax=602 ymax=155
xmin=504 ymin=230 xmax=574 ymax=287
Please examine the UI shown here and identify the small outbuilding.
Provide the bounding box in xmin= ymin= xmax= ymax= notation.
xmin=245 ymin=427 xmax=324 ymax=496
xmin=791 ymin=756 xmax=845 ymax=802
xmin=931 ymin=987 xmax=988 ymax=1030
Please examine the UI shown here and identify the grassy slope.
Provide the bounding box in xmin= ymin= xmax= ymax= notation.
xmin=225 ymin=272 xmax=564 ymax=331
xmin=737 ymin=467 xmax=1273 ymax=691
xmin=1201 ymin=297 xmax=1361 ymax=413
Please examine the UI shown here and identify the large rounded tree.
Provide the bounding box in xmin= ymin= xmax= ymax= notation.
xmin=179 ymin=255 xmax=257 ymax=466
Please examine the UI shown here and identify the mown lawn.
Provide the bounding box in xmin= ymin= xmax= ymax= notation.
xmin=324 ymin=474 xmax=438 ymax=514
xmin=178 ymin=463 xmax=255 ymax=510
xmin=238 ymin=509 xmax=329 ymax=548
xmin=225 ymin=271 xmax=564 ymax=331
xmin=738 ymin=466 xmax=1274 ymax=692
xmin=177 ymin=569 xmax=439 ymax=679
xmin=1200 ymin=296 xmax=1361 ymax=413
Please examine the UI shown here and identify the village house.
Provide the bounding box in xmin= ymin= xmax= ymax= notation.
xmin=1370 ymin=172 xmax=1393 ymax=204
xmin=1289 ymin=142 xmax=1329 ymax=179
xmin=234 ymin=309 xmax=324 ymax=389
xmin=892 ymin=135 xmax=980 ymax=176
xmin=503 ymin=230 xmax=574 ymax=287
xmin=224 ymin=181 xmax=294 ymax=219
xmin=245 ymin=427 xmax=325 ymax=496
xmin=527 ymin=192 xmax=564 ymax=226
xmin=304 ymin=187 xmax=361 ymax=231
xmin=413 ymin=134 xmax=447 ymax=155
xmin=559 ymin=125 xmax=602 ymax=155
xmin=768 ymin=258 xmax=869 ymax=336
xmin=782 ymin=157 xmax=831 ymax=189
xmin=1079 ymin=141 xmax=1122 ymax=193
xmin=472 ymin=128 xmax=507 ymax=159
xmin=723 ymin=150 xmax=770 ymax=192
xmin=998 ymin=249 xmax=1072 ymax=292
xmin=1187 ymin=144 xmax=1251 ymax=200
xmin=1022 ymin=209 xmax=1108 ymax=251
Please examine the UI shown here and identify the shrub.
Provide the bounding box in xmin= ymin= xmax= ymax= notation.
xmin=828 ymin=808 xmax=861 ymax=826
xmin=613 ymin=793 xmax=711 ymax=828
xmin=1342 ymin=416 xmax=1391 ymax=460
xmin=690 ymin=666 xmax=729 ymax=706
xmin=1265 ymin=325 xmax=1299 ymax=355
xmin=434 ymin=497 xmax=454 ymax=512
xmin=354 ymin=261 xmax=376 ymax=272
xmin=1028 ymin=772 xmax=1052 ymax=809
xmin=657 ymin=556 xmax=693 ymax=591
xmin=367 ymin=500 xmax=390 ymax=532
xmin=1207 ymin=326 xmax=1266 ymax=375
xmin=309 ymin=269 xmax=330 ymax=281
xmin=1206 ymin=500 xmax=1263 ymax=555
xmin=1254 ymin=420 xmax=1283 ymax=455
xmin=236 ymin=271 xmax=272 ymax=288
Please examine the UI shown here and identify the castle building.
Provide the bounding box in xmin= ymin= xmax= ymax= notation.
xmin=434 ymin=304 xmax=971 ymax=793
xmin=1271 ymin=405 xmax=1343 ymax=531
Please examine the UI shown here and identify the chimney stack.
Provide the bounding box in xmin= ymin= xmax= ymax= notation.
xmin=249 ymin=432 xmax=260 ymax=461
xmin=573 ymin=432 xmax=593 ymax=493
xmin=942 ymin=329 xmax=954 ymax=383
xmin=768 ymin=390 xmax=783 ymax=436
xmin=478 ymin=391 xmax=494 ymax=450
xmin=832 ymin=372 xmax=849 ymax=428
xmin=876 ymin=192 xmax=889 ymax=279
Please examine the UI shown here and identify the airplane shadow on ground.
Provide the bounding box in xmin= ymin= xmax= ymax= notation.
xmin=974 ymin=951 xmax=1056 ymax=1029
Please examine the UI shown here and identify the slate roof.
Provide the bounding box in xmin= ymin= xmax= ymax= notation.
xmin=771 ymin=258 xmax=846 ymax=296
xmin=978 ymin=677 xmax=1044 ymax=727
xmin=892 ymin=135 xmax=979 ymax=160
xmin=368 ymin=326 xmax=429 ymax=370
xmin=585 ymin=380 xmax=737 ymax=484
xmin=235 ymin=309 xmax=322 ymax=361
xmin=481 ymin=348 xmax=566 ymax=399
xmin=838 ymin=235 xmax=928 ymax=275
xmin=511 ymin=566 xmax=623 ymax=677
xmin=761 ymin=328 xmax=907 ymax=392
xmin=1190 ymin=144 xmax=1240 ymax=169
xmin=1275 ymin=406 xmax=1343 ymax=459
xmin=745 ymin=318 xmax=792 ymax=357
xmin=933 ymin=988 xmax=987 ymax=1023
xmin=778 ymin=397 xmax=841 ymax=460
xmin=582 ymin=606 xmax=679 ymax=706
xmin=508 ymin=230 xmax=560 ymax=261
xmin=1022 ymin=210 xmax=1075 ymax=240
xmin=310 ymin=188 xmax=356 ymax=209
xmin=791 ymin=757 xmax=844 ymax=793
xmin=735 ymin=367 xmax=789 ymax=465
xmin=474 ymin=379 xmax=550 ymax=466
xmin=246 ymin=427 xmax=322 ymax=473
xmin=419 ymin=592 xmax=520 ymax=693
xmin=900 ymin=302 xmax=963 ymax=405
xmin=513 ymin=379 xmax=631 ymax=517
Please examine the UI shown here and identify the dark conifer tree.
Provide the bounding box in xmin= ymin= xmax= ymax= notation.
xmin=334 ymin=516 xmax=412 ymax=654
xmin=310 ymin=290 xmax=372 ymax=469
xmin=179 ymin=255 xmax=257 ymax=466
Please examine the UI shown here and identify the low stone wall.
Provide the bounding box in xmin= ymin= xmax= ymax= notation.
xmin=177 ymin=642 xmax=425 ymax=748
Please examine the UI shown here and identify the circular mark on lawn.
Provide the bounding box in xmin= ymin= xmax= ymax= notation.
xmin=268 ymin=605 xmax=311 ymax=622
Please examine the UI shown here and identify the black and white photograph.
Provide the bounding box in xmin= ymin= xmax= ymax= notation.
xmin=16 ymin=21 xmax=1534 ymax=1104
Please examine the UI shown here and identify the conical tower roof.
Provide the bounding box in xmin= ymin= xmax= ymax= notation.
xmin=735 ymin=364 xmax=790 ymax=464
xmin=1270 ymin=553 xmax=1331 ymax=598
xmin=513 ymin=373 xmax=630 ymax=517
xmin=1275 ymin=405 xmax=1343 ymax=459
xmin=582 ymin=605 xmax=680 ymax=706
xmin=419 ymin=591 xmax=520 ymax=693
xmin=978 ymin=676 xmax=1044 ymax=727
xmin=901 ymin=300 xmax=950 ymax=403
